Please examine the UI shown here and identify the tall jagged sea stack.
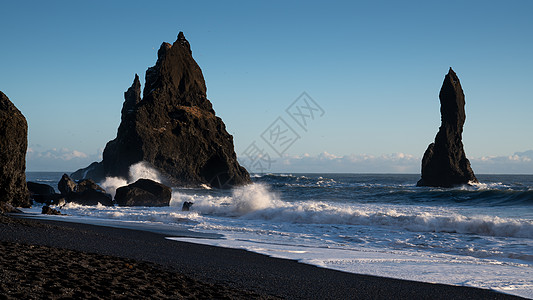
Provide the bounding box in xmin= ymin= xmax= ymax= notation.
xmin=73 ymin=32 xmax=250 ymax=188
xmin=417 ymin=68 xmax=478 ymax=187
xmin=0 ymin=91 xmax=30 ymax=210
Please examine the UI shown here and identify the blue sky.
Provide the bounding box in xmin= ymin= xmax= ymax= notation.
xmin=1 ymin=1 xmax=532 ymax=173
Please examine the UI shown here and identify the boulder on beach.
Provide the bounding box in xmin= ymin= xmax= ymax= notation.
xmin=417 ymin=68 xmax=478 ymax=187
xmin=115 ymin=179 xmax=172 ymax=207
xmin=41 ymin=205 xmax=63 ymax=215
xmin=0 ymin=91 xmax=30 ymax=211
xmin=73 ymin=31 xmax=250 ymax=188
xmin=58 ymin=174 xmax=113 ymax=206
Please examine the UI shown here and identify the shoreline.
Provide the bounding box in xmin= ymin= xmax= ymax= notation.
xmin=0 ymin=213 xmax=524 ymax=299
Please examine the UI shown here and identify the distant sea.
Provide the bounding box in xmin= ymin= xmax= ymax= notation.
xmin=25 ymin=172 xmax=533 ymax=298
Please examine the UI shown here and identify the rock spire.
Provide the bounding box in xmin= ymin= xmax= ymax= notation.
xmin=73 ymin=32 xmax=250 ymax=188
xmin=417 ymin=68 xmax=478 ymax=187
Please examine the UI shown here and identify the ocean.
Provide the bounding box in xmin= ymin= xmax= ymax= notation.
xmin=24 ymin=171 xmax=533 ymax=298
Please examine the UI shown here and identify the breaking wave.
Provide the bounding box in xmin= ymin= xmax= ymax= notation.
xmin=100 ymin=162 xmax=163 ymax=198
xmin=168 ymin=184 xmax=533 ymax=239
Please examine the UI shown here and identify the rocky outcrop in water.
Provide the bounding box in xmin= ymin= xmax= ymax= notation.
xmin=58 ymin=174 xmax=77 ymax=195
xmin=73 ymin=32 xmax=250 ymax=188
xmin=27 ymin=182 xmax=62 ymax=205
xmin=27 ymin=182 xmax=55 ymax=196
xmin=417 ymin=68 xmax=478 ymax=187
xmin=0 ymin=91 xmax=30 ymax=211
xmin=58 ymin=174 xmax=113 ymax=206
xmin=115 ymin=179 xmax=171 ymax=207
xmin=182 ymin=201 xmax=193 ymax=211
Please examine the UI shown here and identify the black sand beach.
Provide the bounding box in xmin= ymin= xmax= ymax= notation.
xmin=0 ymin=214 xmax=524 ymax=299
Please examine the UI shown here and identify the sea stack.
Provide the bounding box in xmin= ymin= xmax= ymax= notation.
xmin=73 ymin=32 xmax=250 ymax=188
xmin=0 ymin=91 xmax=31 ymax=210
xmin=417 ymin=68 xmax=478 ymax=187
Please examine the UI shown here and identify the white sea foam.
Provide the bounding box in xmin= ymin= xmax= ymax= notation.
xmin=171 ymin=183 xmax=282 ymax=217
xmin=99 ymin=162 xmax=163 ymax=198
xmin=52 ymin=179 xmax=533 ymax=240
xmin=170 ymin=190 xmax=533 ymax=239
xmin=128 ymin=162 xmax=163 ymax=183
xmin=23 ymin=172 xmax=533 ymax=299
xmin=169 ymin=236 xmax=533 ymax=299
xmin=100 ymin=177 xmax=127 ymax=198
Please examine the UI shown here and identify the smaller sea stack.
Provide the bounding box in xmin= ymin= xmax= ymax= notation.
xmin=417 ymin=68 xmax=478 ymax=187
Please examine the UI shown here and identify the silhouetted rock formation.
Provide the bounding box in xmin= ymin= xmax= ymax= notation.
xmin=73 ymin=32 xmax=250 ymax=188
xmin=27 ymin=182 xmax=55 ymax=197
xmin=115 ymin=179 xmax=172 ymax=207
xmin=27 ymin=182 xmax=62 ymax=205
xmin=58 ymin=174 xmax=113 ymax=206
xmin=0 ymin=91 xmax=30 ymax=210
xmin=58 ymin=174 xmax=77 ymax=195
xmin=417 ymin=68 xmax=478 ymax=187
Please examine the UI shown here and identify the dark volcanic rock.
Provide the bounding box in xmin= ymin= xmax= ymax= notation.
xmin=73 ymin=32 xmax=250 ymax=188
xmin=71 ymin=161 xmax=104 ymax=182
xmin=27 ymin=182 xmax=55 ymax=196
xmin=27 ymin=182 xmax=62 ymax=204
xmin=76 ymin=179 xmax=106 ymax=194
xmin=68 ymin=189 xmax=113 ymax=206
xmin=417 ymin=68 xmax=478 ymax=187
xmin=58 ymin=174 xmax=77 ymax=195
xmin=182 ymin=201 xmax=193 ymax=211
xmin=41 ymin=205 xmax=62 ymax=215
xmin=58 ymin=174 xmax=113 ymax=206
xmin=0 ymin=91 xmax=30 ymax=209
xmin=115 ymin=179 xmax=172 ymax=207
xmin=0 ymin=202 xmax=22 ymax=214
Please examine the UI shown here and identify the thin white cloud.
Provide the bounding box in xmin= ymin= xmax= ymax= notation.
xmin=240 ymin=150 xmax=533 ymax=174
xmin=241 ymin=151 xmax=420 ymax=173
xmin=470 ymin=151 xmax=533 ymax=174
xmin=26 ymin=148 xmax=102 ymax=172
xmin=26 ymin=147 xmax=533 ymax=174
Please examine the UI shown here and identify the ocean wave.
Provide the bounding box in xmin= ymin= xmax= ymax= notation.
xmin=254 ymin=173 xmax=339 ymax=188
xmin=100 ymin=162 xmax=164 ymax=198
xmin=59 ymin=201 xmax=202 ymax=225
xmin=172 ymin=184 xmax=533 ymax=239
xmin=255 ymin=174 xmax=533 ymax=206
xmin=406 ymin=188 xmax=533 ymax=206
xmin=172 ymin=184 xmax=282 ymax=217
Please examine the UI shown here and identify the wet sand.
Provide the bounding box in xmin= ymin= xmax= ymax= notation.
xmin=0 ymin=214 xmax=524 ymax=299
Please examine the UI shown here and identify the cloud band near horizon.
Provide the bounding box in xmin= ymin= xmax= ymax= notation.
xmin=25 ymin=147 xmax=533 ymax=175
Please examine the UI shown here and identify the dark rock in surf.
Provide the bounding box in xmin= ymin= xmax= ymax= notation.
xmin=27 ymin=182 xmax=55 ymax=196
xmin=69 ymin=189 xmax=113 ymax=206
xmin=58 ymin=174 xmax=113 ymax=206
xmin=76 ymin=179 xmax=106 ymax=194
xmin=114 ymin=179 xmax=171 ymax=207
xmin=0 ymin=91 xmax=30 ymax=210
xmin=41 ymin=205 xmax=62 ymax=215
xmin=182 ymin=201 xmax=193 ymax=211
xmin=417 ymin=68 xmax=478 ymax=187
xmin=58 ymin=174 xmax=77 ymax=195
xmin=27 ymin=182 xmax=62 ymax=205
xmin=73 ymin=32 xmax=250 ymax=188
